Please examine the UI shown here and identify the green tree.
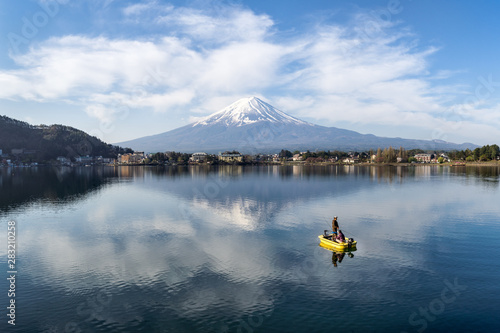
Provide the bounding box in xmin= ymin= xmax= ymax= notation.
xmin=279 ymin=149 xmax=293 ymax=158
xmin=383 ymin=146 xmax=396 ymax=163
xmin=408 ymin=148 xmax=424 ymax=156
xmin=368 ymin=149 xmax=374 ymax=162
xmin=473 ymin=148 xmax=481 ymax=161
xmin=302 ymin=150 xmax=311 ymax=160
xmin=151 ymin=152 xmax=166 ymax=163
xmin=489 ymin=144 xmax=499 ymax=160
xmin=398 ymin=146 xmax=408 ymax=162
xmin=479 ymin=154 xmax=489 ymax=161
xmin=376 ymin=148 xmax=383 ymax=163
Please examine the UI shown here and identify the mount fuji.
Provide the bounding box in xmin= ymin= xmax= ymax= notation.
xmin=117 ymin=97 xmax=477 ymax=153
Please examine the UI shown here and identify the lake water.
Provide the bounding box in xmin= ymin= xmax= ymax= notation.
xmin=0 ymin=165 xmax=499 ymax=332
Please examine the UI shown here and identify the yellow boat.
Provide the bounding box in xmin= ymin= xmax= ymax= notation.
xmin=318 ymin=242 xmax=357 ymax=253
xmin=319 ymin=242 xmax=356 ymax=267
xmin=318 ymin=234 xmax=357 ymax=251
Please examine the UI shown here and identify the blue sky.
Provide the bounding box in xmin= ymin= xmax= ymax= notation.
xmin=1 ymin=0 xmax=500 ymax=146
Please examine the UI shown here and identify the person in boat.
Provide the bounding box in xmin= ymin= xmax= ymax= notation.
xmin=336 ymin=229 xmax=346 ymax=243
xmin=332 ymin=216 xmax=339 ymax=235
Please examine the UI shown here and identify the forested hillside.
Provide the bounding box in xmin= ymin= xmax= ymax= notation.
xmin=0 ymin=115 xmax=131 ymax=161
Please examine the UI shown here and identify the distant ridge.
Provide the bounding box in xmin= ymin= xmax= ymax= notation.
xmin=117 ymin=97 xmax=478 ymax=153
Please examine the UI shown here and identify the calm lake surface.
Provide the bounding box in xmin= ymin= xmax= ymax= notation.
xmin=0 ymin=165 xmax=499 ymax=332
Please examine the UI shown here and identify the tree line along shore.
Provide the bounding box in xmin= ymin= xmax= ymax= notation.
xmin=2 ymin=144 xmax=499 ymax=167
xmin=137 ymin=145 xmax=500 ymax=166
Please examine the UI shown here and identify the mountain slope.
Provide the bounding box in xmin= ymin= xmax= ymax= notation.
xmin=0 ymin=115 xmax=130 ymax=161
xmin=117 ymin=97 xmax=478 ymax=153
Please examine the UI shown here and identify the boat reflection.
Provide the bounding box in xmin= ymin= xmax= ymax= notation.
xmin=319 ymin=243 xmax=356 ymax=267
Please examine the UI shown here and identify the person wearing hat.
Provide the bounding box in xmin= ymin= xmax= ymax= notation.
xmin=332 ymin=216 xmax=339 ymax=235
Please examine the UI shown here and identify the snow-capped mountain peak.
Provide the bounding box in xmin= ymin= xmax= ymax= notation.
xmin=193 ymin=97 xmax=312 ymax=127
xmin=117 ymin=96 xmax=478 ymax=153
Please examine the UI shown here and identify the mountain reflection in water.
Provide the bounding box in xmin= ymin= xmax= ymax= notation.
xmin=0 ymin=165 xmax=499 ymax=332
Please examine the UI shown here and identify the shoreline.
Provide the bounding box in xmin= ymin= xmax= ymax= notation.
xmin=279 ymin=161 xmax=500 ymax=167
xmin=2 ymin=161 xmax=499 ymax=168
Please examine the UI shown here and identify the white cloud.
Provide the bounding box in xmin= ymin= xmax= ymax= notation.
xmin=130 ymin=90 xmax=196 ymax=111
xmin=85 ymin=104 xmax=114 ymax=124
xmin=0 ymin=6 xmax=285 ymax=125
xmin=0 ymin=72 xmax=28 ymax=99
xmin=123 ymin=0 xmax=163 ymax=16
xmin=155 ymin=5 xmax=274 ymax=43
xmin=1 ymin=2 xmax=498 ymax=143
xmin=196 ymin=41 xmax=286 ymax=94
